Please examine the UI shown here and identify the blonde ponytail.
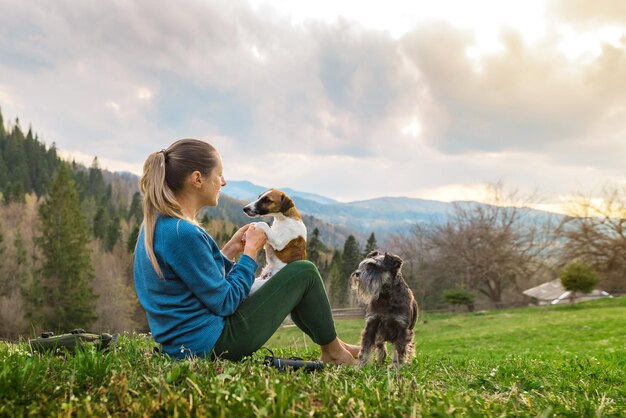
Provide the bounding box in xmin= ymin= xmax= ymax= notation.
xmin=138 ymin=139 xmax=219 ymax=278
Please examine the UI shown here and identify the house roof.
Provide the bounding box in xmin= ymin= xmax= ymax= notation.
xmin=523 ymin=279 xmax=611 ymax=304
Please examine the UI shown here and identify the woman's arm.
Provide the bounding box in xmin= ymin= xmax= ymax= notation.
xmin=222 ymin=223 xmax=266 ymax=261
xmin=166 ymin=223 xmax=259 ymax=316
xmin=221 ymin=224 xmax=249 ymax=261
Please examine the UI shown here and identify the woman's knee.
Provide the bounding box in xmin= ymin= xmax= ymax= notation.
xmin=296 ymin=260 xmax=322 ymax=276
xmin=290 ymin=260 xmax=318 ymax=272
xmin=283 ymin=260 xmax=323 ymax=283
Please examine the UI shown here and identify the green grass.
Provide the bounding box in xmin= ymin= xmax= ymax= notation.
xmin=1 ymin=298 xmax=625 ymax=417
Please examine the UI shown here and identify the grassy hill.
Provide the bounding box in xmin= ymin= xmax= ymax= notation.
xmin=1 ymin=298 xmax=624 ymax=416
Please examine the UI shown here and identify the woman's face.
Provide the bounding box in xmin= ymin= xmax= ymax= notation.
xmin=204 ymin=154 xmax=227 ymax=207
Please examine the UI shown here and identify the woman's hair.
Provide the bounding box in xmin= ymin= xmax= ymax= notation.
xmin=139 ymin=139 xmax=219 ymax=277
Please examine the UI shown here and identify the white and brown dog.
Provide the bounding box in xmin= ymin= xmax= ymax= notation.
xmin=243 ymin=189 xmax=307 ymax=293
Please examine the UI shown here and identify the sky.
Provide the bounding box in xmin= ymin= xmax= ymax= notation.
xmin=1 ymin=0 xmax=625 ymax=211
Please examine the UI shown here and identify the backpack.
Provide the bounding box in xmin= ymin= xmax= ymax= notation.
xmin=29 ymin=329 xmax=118 ymax=354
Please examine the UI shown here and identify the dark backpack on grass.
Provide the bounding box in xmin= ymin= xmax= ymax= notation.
xmin=29 ymin=329 xmax=118 ymax=354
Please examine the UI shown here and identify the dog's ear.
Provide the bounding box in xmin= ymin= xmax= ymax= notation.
xmin=280 ymin=193 xmax=294 ymax=213
xmin=383 ymin=253 xmax=403 ymax=273
xmin=366 ymin=250 xmax=380 ymax=258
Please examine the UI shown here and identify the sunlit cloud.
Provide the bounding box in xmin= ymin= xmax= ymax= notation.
xmin=105 ymin=101 xmax=120 ymax=112
xmin=419 ymin=183 xmax=493 ymax=203
xmin=401 ymin=116 xmax=422 ymax=138
xmin=137 ymin=88 xmax=153 ymax=101
xmin=557 ymin=24 xmax=625 ymax=61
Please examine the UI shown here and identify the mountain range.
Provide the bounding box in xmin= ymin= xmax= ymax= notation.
xmin=223 ymin=180 xmax=465 ymax=238
xmin=118 ymin=175 xmax=557 ymax=245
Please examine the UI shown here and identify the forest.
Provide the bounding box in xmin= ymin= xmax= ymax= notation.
xmin=0 ymin=109 xmax=624 ymax=339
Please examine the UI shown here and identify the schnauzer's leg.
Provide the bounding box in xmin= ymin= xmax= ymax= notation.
xmin=392 ymin=329 xmax=415 ymax=365
xmin=359 ymin=319 xmax=379 ymax=367
xmin=405 ymin=330 xmax=415 ymax=360
xmin=375 ymin=334 xmax=387 ymax=365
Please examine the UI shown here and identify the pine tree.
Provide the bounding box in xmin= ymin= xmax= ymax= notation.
xmin=0 ymin=119 xmax=8 ymax=194
xmin=104 ymin=216 xmax=121 ymax=252
xmin=127 ymin=191 xmax=143 ymax=223
xmin=328 ymin=250 xmax=346 ymax=307
xmin=88 ymin=157 xmax=106 ymax=198
xmin=3 ymin=122 xmax=29 ymax=203
xmin=93 ymin=207 xmax=109 ymax=240
xmin=363 ymin=232 xmax=378 ymax=256
xmin=340 ymin=235 xmax=361 ymax=307
xmin=0 ymin=107 xmax=5 ymax=138
xmin=341 ymin=235 xmax=361 ymax=281
xmin=36 ymin=163 xmax=97 ymax=330
xmin=307 ymin=228 xmax=326 ymax=271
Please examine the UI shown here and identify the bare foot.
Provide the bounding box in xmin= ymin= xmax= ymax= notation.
xmin=320 ymin=339 xmax=357 ymax=365
xmin=320 ymin=349 xmax=356 ymax=365
xmin=339 ymin=339 xmax=361 ymax=359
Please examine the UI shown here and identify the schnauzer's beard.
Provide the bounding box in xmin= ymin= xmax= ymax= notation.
xmin=351 ymin=270 xmax=392 ymax=305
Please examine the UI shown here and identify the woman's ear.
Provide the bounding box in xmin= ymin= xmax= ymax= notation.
xmin=190 ymin=170 xmax=203 ymax=188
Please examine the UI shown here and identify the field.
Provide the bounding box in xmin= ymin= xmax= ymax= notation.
xmin=1 ymin=297 xmax=624 ymax=417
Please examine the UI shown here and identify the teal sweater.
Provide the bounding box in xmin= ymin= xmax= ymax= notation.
xmin=133 ymin=217 xmax=257 ymax=358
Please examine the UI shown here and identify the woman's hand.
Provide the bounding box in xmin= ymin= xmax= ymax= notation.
xmin=221 ymin=224 xmax=251 ymax=261
xmin=242 ymin=223 xmax=267 ymax=260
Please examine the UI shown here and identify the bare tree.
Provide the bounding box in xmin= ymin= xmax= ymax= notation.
xmin=389 ymin=183 xmax=556 ymax=308
xmin=91 ymin=240 xmax=139 ymax=333
xmin=559 ymin=184 xmax=626 ymax=293
xmin=0 ymin=194 xmax=41 ymax=338
xmin=387 ymin=223 xmax=455 ymax=309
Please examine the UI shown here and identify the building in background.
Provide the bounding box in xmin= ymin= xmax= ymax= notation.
xmin=523 ymin=280 xmax=612 ymax=305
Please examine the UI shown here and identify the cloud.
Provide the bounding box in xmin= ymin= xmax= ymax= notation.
xmin=0 ymin=0 xmax=624 ymax=205
xmin=400 ymin=22 xmax=623 ymax=150
xmin=549 ymin=0 xmax=626 ymax=26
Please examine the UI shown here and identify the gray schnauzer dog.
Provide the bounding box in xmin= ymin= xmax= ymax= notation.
xmin=351 ymin=250 xmax=418 ymax=366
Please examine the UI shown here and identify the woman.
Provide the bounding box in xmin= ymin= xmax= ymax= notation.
xmin=133 ymin=138 xmax=358 ymax=363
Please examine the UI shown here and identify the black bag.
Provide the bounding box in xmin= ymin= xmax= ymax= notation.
xmin=29 ymin=329 xmax=118 ymax=354
xmin=264 ymin=356 xmax=324 ymax=371
xmin=262 ymin=348 xmax=324 ymax=372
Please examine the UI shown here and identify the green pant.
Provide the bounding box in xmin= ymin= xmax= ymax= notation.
xmin=213 ymin=260 xmax=337 ymax=360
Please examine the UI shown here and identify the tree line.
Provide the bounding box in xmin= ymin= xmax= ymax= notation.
xmin=0 ymin=108 xmax=150 ymax=337
xmin=385 ymin=183 xmax=626 ymax=311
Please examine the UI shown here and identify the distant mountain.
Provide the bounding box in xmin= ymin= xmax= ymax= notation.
xmin=221 ymin=180 xmax=559 ymax=240
xmin=220 ymin=180 xmax=267 ymax=202
xmin=280 ymin=187 xmax=338 ymax=205
xmin=224 ymin=180 xmax=338 ymax=205
xmin=290 ymin=196 xmax=451 ymax=238
xmin=222 ymin=180 xmax=452 ymax=237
